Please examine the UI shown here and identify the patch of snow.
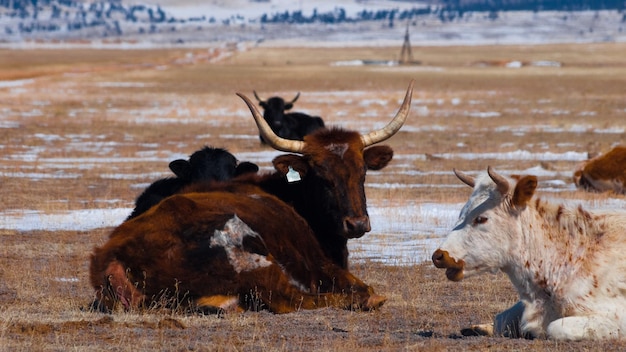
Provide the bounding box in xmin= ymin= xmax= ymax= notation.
xmin=0 ymin=79 xmax=35 ymax=88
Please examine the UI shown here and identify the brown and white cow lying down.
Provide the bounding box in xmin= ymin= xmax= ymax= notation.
xmin=573 ymin=146 xmax=626 ymax=195
xmin=90 ymin=81 xmax=414 ymax=314
xmin=433 ymin=167 xmax=626 ymax=340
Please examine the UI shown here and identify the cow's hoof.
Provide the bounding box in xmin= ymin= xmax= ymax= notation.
xmin=196 ymin=295 xmax=243 ymax=314
xmin=364 ymin=294 xmax=387 ymax=310
xmin=461 ymin=323 xmax=494 ymax=337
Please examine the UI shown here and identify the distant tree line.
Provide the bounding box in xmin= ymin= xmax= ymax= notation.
xmin=2 ymin=0 xmax=624 ymax=39
xmin=1 ymin=0 xmax=168 ymax=22
xmin=436 ymin=0 xmax=625 ymax=22
xmin=1 ymin=0 xmax=79 ymax=8
xmin=258 ymin=1 xmax=624 ymax=25
xmin=259 ymin=7 xmax=435 ymax=25
xmin=440 ymin=0 xmax=625 ymax=12
xmin=1 ymin=0 xmax=175 ymax=37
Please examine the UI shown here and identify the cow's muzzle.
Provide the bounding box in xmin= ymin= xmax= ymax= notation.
xmin=432 ymin=249 xmax=465 ymax=282
xmin=343 ymin=216 xmax=371 ymax=238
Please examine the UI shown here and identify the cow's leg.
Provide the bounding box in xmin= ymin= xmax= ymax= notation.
xmin=315 ymin=262 xmax=387 ymax=310
xmin=195 ymin=295 xmax=243 ymax=313
xmin=93 ymin=260 xmax=145 ymax=312
xmin=206 ymin=215 xmax=385 ymax=313
xmin=547 ymin=315 xmax=621 ymax=340
xmin=192 ymin=267 xmax=313 ymax=313
xmin=461 ymin=301 xmax=525 ymax=337
xmin=461 ymin=324 xmax=494 ymax=337
xmin=495 ymin=301 xmax=525 ymax=337
xmin=233 ymin=262 xmax=382 ymax=313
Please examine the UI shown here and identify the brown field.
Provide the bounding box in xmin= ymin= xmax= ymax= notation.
xmin=1 ymin=42 xmax=626 ymax=351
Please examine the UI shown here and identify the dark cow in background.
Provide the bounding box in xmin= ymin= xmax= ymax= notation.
xmin=90 ymin=80 xmax=414 ymax=314
xmin=126 ymin=146 xmax=258 ymax=220
xmin=573 ymin=146 xmax=626 ymax=195
xmin=253 ymin=91 xmax=325 ymax=144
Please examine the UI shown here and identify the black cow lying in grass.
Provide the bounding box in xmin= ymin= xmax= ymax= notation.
xmin=253 ymin=91 xmax=325 ymax=144
xmin=126 ymin=146 xmax=258 ymax=220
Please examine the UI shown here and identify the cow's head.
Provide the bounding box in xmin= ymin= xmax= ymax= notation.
xmin=432 ymin=167 xmax=537 ymax=281
xmin=169 ymin=146 xmax=258 ymax=182
xmin=239 ymin=81 xmax=413 ymax=239
xmin=253 ymin=91 xmax=300 ymax=131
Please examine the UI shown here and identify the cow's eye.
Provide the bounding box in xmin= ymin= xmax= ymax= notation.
xmin=473 ymin=216 xmax=488 ymax=225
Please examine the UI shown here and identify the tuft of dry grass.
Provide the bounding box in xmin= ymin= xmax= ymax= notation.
xmin=1 ymin=42 xmax=626 ymax=350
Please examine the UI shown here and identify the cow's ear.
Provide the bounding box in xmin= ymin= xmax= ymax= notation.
xmin=284 ymin=103 xmax=294 ymax=110
xmin=169 ymin=159 xmax=192 ymax=179
xmin=235 ymin=161 xmax=259 ymax=176
xmin=512 ymin=175 xmax=537 ymax=208
xmin=272 ymin=154 xmax=309 ymax=179
xmin=364 ymin=145 xmax=393 ymax=170
xmin=259 ymin=102 xmax=268 ymax=109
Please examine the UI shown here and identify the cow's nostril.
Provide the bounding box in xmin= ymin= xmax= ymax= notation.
xmin=343 ymin=217 xmax=371 ymax=237
xmin=432 ymin=249 xmax=445 ymax=267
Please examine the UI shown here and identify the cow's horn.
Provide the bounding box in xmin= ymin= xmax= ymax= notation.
xmin=360 ymin=80 xmax=414 ymax=147
xmin=289 ymin=92 xmax=301 ymax=104
xmin=253 ymin=91 xmax=263 ymax=102
xmin=453 ymin=168 xmax=475 ymax=188
xmin=487 ymin=166 xmax=510 ymax=195
xmin=237 ymin=93 xmax=305 ymax=153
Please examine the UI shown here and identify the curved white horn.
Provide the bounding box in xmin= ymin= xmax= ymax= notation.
xmin=453 ymin=168 xmax=475 ymax=188
xmin=360 ymin=80 xmax=414 ymax=147
xmin=487 ymin=166 xmax=510 ymax=195
xmin=237 ymin=93 xmax=305 ymax=153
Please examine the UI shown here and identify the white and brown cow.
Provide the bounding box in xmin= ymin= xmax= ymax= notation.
xmin=432 ymin=167 xmax=626 ymax=340
xmin=573 ymin=146 xmax=626 ymax=194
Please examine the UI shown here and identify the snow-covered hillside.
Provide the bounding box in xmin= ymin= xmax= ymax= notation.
xmin=1 ymin=0 xmax=625 ymax=47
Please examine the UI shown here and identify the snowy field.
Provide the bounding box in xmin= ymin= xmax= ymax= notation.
xmin=1 ymin=71 xmax=625 ymax=265
xmin=2 ymin=154 xmax=625 ymax=265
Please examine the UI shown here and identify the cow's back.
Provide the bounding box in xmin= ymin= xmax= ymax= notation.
xmin=91 ymin=188 xmax=337 ymax=305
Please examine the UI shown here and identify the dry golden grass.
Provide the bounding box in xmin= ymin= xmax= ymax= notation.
xmin=1 ymin=42 xmax=626 ymax=350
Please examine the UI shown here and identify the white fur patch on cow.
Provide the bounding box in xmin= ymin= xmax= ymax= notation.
xmin=326 ymin=143 xmax=348 ymax=158
xmin=277 ymin=263 xmax=310 ymax=293
xmin=210 ymin=215 xmax=272 ymax=273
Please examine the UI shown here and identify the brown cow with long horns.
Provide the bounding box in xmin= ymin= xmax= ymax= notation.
xmin=89 ymin=81 xmax=414 ymax=314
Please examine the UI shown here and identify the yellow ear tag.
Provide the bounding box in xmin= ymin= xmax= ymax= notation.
xmin=286 ymin=166 xmax=301 ymax=183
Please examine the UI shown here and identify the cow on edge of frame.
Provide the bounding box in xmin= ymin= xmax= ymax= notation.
xmin=253 ymin=91 xmax=325 ymax=144
xmin=89 ymin=80 xmax=414 ymax=314
xmin=573 ymin=145 xmax=626 ymax=195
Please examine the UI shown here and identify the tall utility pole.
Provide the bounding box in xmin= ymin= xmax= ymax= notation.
xmin=399 ymin=23 xmax=413 ymax=64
